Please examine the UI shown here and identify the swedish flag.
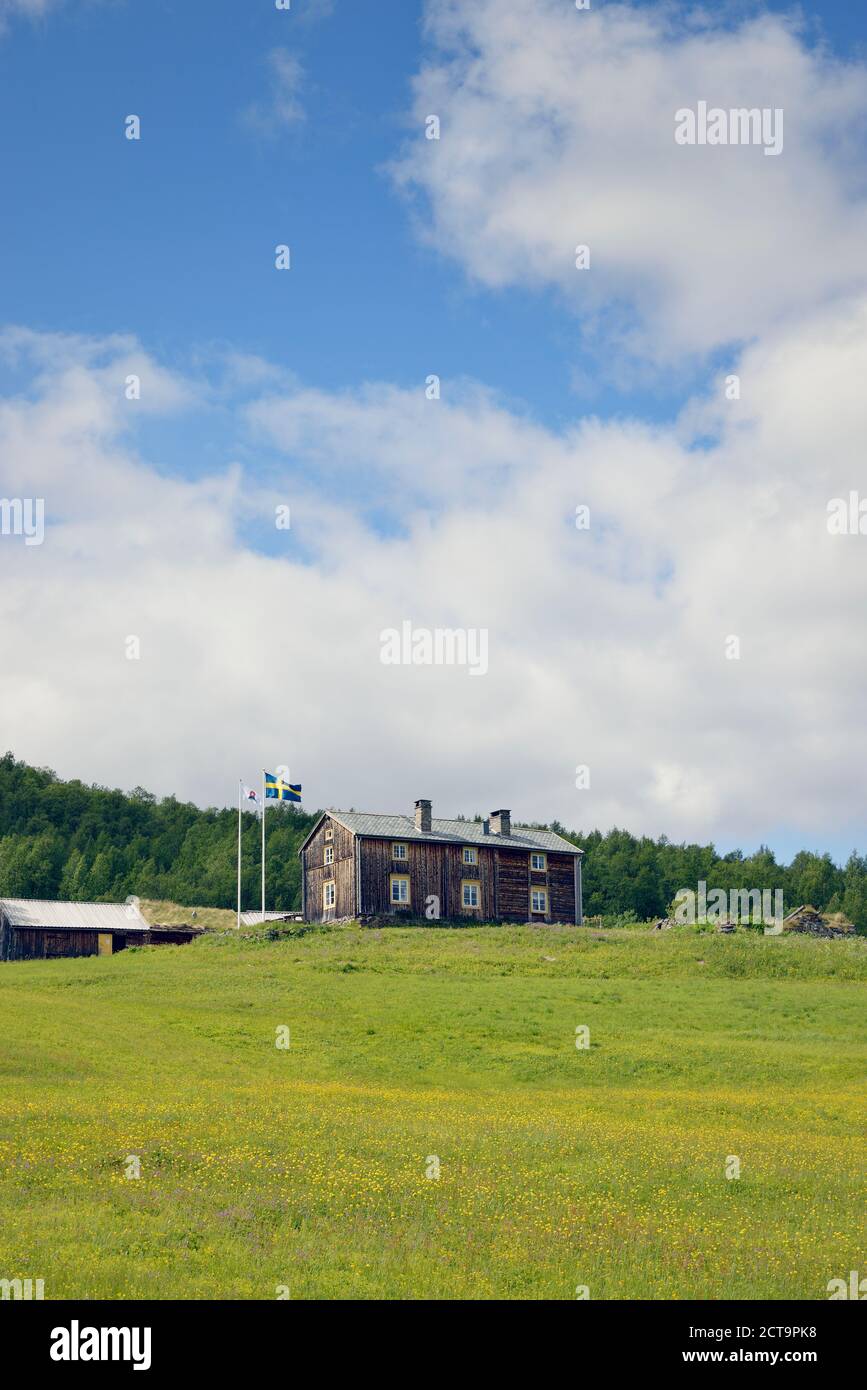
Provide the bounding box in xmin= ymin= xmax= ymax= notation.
xmin=265 ymin=773 xmax=302 ymax=803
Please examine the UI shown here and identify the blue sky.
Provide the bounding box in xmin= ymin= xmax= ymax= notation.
xmin=2 ymin=0 xmax=867 ymax=864
xmin=2 ymin=0 xmax=862 ymax=431
xmin=4 ymin=1 xmax=571 ymax=408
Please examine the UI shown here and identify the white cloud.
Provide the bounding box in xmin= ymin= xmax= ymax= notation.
xmin=0 ymin=0 xmax=54 ymax=14
xmin=2 ymin=0 xmax=862 ymax=859
xmin=243 ymin=48 xmax=307 ymax=133
xmin=390 ymin=1 xmax=867 ymax=363
xmin=0 ymin=0 xmax=89 ymax=26
xmin=2 ymin=309 xmax=866 ymax=853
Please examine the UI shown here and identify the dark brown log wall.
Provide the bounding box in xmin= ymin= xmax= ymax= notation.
xmin=357 ymin=836 xmax=436 ymax=917
xmin=303 ymin=817 xmax=356 ymax=920
xmin=139 ymin=929 xmax=199 ymax=946
xmin=444 ymin=843 xmax=496 ymax=920
xmin=356 ymin=838 xmax=496 ymax=920
xmin=1 ymin=928 xmax=101 ymax=961
xmin=356 ymin=839 xmax=577 ymax=923
xmin=497 ymin=849 xmax=531 ymax=921
xmin=547 ymin=853 xmax=577 ymax=922
xmin=299 ymin=828 xmax=580 ymax=924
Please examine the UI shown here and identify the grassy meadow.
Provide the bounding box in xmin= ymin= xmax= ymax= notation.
xmin=0 ymin=921 xmax=864 ymax=1300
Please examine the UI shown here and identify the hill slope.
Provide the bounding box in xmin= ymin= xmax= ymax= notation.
xmin=0 ymin=924 xmax=864 ymax=1299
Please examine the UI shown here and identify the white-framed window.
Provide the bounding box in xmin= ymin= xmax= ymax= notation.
xmin=392 ymin=842 xmax=408 ymax=861
xmin=323 ymin=881 xmax=336 ymax=909
xmin=461 ymin=880 xmax=481 ymax=909
xmin=324 ymin=845 xmax=334 ymax=866
xmin=324 ymin=825 xmax=333 ymax=841
xmin=390 ymin=874 xmax=410 ymax=905
xmin=530 ymin=852 xmax=547 ymax=871
xmin=462 ymin=846 xmax=478 ymax=865
xmin=530 ymin=888 xmax=548 ymax=914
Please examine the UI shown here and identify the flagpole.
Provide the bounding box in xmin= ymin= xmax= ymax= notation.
xmin=261 ymin=769 xmax=266 ymax=924
xmin=237 ymin=780 xmax=242 ymax=930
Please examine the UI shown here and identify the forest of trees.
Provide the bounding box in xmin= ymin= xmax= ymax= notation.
xmin=0 ymin=754 xmax=317 ymax=912
xmin=570 ymin=826 xmax=867 ymax=929
xmin=0 ymin=753 xmax=865 ymax=929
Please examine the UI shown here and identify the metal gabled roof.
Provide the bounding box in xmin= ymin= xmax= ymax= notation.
xmin=239 ymin=910 xmax=296 ymax=926
xmin=300 ymin=810 xmax=582 ymax=856
xmin=0 ymin=898 xmax=149 ymax=932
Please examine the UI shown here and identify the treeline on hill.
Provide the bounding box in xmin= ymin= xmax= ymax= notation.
xmin=0 ymin=754 xmax=865 ymax=928
xmin=0 ymin=755 xmax=317 ymax=911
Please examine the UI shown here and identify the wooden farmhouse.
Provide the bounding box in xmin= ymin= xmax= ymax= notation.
xmin=0 ymin=898 xmax=197 ymax=961
xmin=300 ymin=800 xmax=584 ymax=924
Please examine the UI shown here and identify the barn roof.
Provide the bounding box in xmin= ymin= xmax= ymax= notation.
xmin=302 ymin=812 xmax=582 ymax=856
xmin=0 ymin=898 xmax=149 ymax=933
xmin=239 ymin=910 xmax=297 ymax=926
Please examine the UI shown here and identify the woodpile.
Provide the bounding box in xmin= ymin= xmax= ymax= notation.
xmin=783 ymin=905 xmax=854 ymax=938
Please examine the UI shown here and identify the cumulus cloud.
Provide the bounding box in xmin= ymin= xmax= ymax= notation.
xmin=2 ymin=0 xmax=863 ymax=857
xmin=1 ymin=309 xmax=866 ymax=853
xmin=390 ymin=0 xmax=867 ymax=364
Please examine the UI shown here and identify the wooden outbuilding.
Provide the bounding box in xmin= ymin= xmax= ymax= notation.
xmin=1 ymin=898 xmax=150 ymax=960
xmin=299 ymin=800 xmax=584 ymax=925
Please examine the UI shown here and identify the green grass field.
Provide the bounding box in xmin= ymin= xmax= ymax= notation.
xmin=1 ymin=921 xmax=864 ymax=1300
